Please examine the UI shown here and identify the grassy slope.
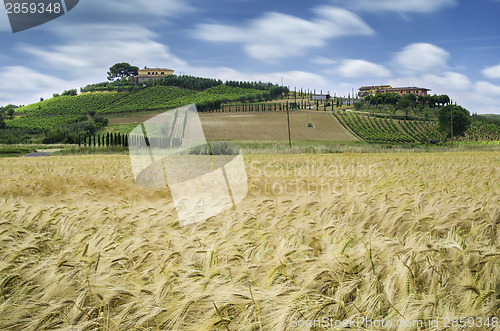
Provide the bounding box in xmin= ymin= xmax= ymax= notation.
xmin=14 ymin=85 xmax=265 ymax=117
xmin=0 ymin=152 xmax=499 ymax=329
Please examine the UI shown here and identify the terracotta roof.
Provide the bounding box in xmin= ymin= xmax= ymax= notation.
xmin=383 ymin=87 xmax=430 ymax=91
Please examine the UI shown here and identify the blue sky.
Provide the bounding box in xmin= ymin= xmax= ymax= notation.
xmin=1 ymin=0 xmax=500 ymax=114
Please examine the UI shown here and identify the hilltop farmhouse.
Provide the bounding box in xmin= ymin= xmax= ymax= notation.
xmin=131 ymin=67 xmax=174 ymax=84
xmin=359 ymin=85 xmax=430 ymax=98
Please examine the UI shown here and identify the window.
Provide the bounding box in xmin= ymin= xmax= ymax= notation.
xmin=161 ymin=72 xmax=164 ymax=75
xmin=148 ymin=72 xmax=151 ymax=75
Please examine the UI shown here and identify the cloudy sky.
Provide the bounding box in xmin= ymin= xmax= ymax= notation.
xmin=1 ymin=0 xmax=500 ymax=114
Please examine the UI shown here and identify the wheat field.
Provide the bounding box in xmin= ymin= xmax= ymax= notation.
xmin=0 ymin=152 xmax=499 ymax=330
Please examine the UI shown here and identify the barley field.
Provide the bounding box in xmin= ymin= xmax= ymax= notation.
xmin=0 ymin=152 xmax=499 ymax=330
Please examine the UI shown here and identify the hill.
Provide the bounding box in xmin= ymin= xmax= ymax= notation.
xmin=1 ymin=77 xmax=290 ymax=143
xmin=14 ymin=85 xmax=267 ymax=118
xmin=478 ymin=114 xmax=500 ymax=124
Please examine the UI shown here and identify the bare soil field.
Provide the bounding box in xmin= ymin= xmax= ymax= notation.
xmin=200 ymin=111 xmax=357 ymax=141
xmin=108 ymin=111 xmax=358 ymax=142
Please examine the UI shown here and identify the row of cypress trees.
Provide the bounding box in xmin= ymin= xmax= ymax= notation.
xmin=78 ymin=132 xmax=128 ymax=147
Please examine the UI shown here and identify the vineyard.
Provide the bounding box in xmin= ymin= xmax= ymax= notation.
xmin=333 ymin=111 xmax=500 ymax=144
xmin=5 ymin=115 xmax=87 ymax=130
xmin=10 ymin=85 xmax=270 ymax=131
xmin=100 ymin=86 xmax=197 ymax=113
xmin=15 ymin=86 xmax=267 ymax=118
xmin=334 ymin=111 xmax=438 ymax=143
xmin=459 ymin=122 xmax=500 ymax=141
xmin=15 ymin=92 xmax=125 ymax=116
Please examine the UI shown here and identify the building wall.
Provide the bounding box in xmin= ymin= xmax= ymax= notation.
xmin=138 ymin=69 xmax=174 ymax=76
xmin=131 ymin=68 xmax=175 ymax=84
xmin=358 ymin=85 xmax=392 ymax=97
xmin=359 ymin=86 xmax=430 ymax=97
xmin=312 ymin=95 xmax=330 ymax=100
xmin=384 ymin=88 xmax=429 ymax=96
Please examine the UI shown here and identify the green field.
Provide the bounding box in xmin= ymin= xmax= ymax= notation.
xmin=15 ymin=85 xmax=265 ymax=117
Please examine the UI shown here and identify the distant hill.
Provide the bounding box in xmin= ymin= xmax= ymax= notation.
xmin=479 ymin=114 xmax=500 ymax=124
xmin=8 ymin=75 xmax=288 ymax=132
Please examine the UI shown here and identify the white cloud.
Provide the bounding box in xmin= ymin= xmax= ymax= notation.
xmin=19 ymin=24 xmax=187 ymax=79
xmin=337 ymin=59 xmax=391 ymax=78
xmin=62 ymin=0 xmax=193 ymax=25
xmin=92 ymin=0 xmax=191 ymax=17
xmin=0 ymin=0 xmax=192 ymax=34
xmin=1 ymin=22 xmax=188 ymax=105
xmin=312 ymin=56 xmax=338 ymax=65
xmin=0 ymin=66 xmax=67 ymax=92
xmin=191 ymin=66 xmax=329 ymax=89
xmin=422 ymin=72 xmax=472 ymax=91
xmin=334 ymin=0 xmax=458 ymax=13
xmin=474 ymin=81 xmax=500 ymax=96
xmin=192 ymin=6 xmax=374 ymax=61
xmin=482 ymin=63 xmax=500 ymax=79
xmin=0 ymin=66 xmax=71 ymax=106
xmin=390 ymin=72 xmax=471 ymax=95
xmin=394 ymin=43 xmax=450 ymax=74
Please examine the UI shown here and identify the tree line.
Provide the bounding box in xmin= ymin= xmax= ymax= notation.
xmin=363 ymin=93 xmax=451 ymax=108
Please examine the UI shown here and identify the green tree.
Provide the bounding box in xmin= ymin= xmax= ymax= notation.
xmin=353 ymin=101 xmax=363 ymax=111
xmin=438 ymin=94 xmax=450 ymax=107
xmin=397 ymin=95 xmax=411 ymax=113
xmin=407 ymin=93 xmax=417 ymax=109
xmin=384 ymin=92 xmax=399 ymax=106
xmin=107 ymin=62 xmax=139 ymax=81
xmin=5 ymin=104 xmax=14 ymax=119
xmin=0 ymin=108 xmax=6 ymax=129
xmin=438 ymin=105 xmax=471 ymax=138
xmin=61 ymin=89 xmax=77 ymax=96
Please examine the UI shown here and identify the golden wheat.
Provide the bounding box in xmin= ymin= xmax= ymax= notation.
xmin=0 ymin=152 xmax=499 ymax=330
